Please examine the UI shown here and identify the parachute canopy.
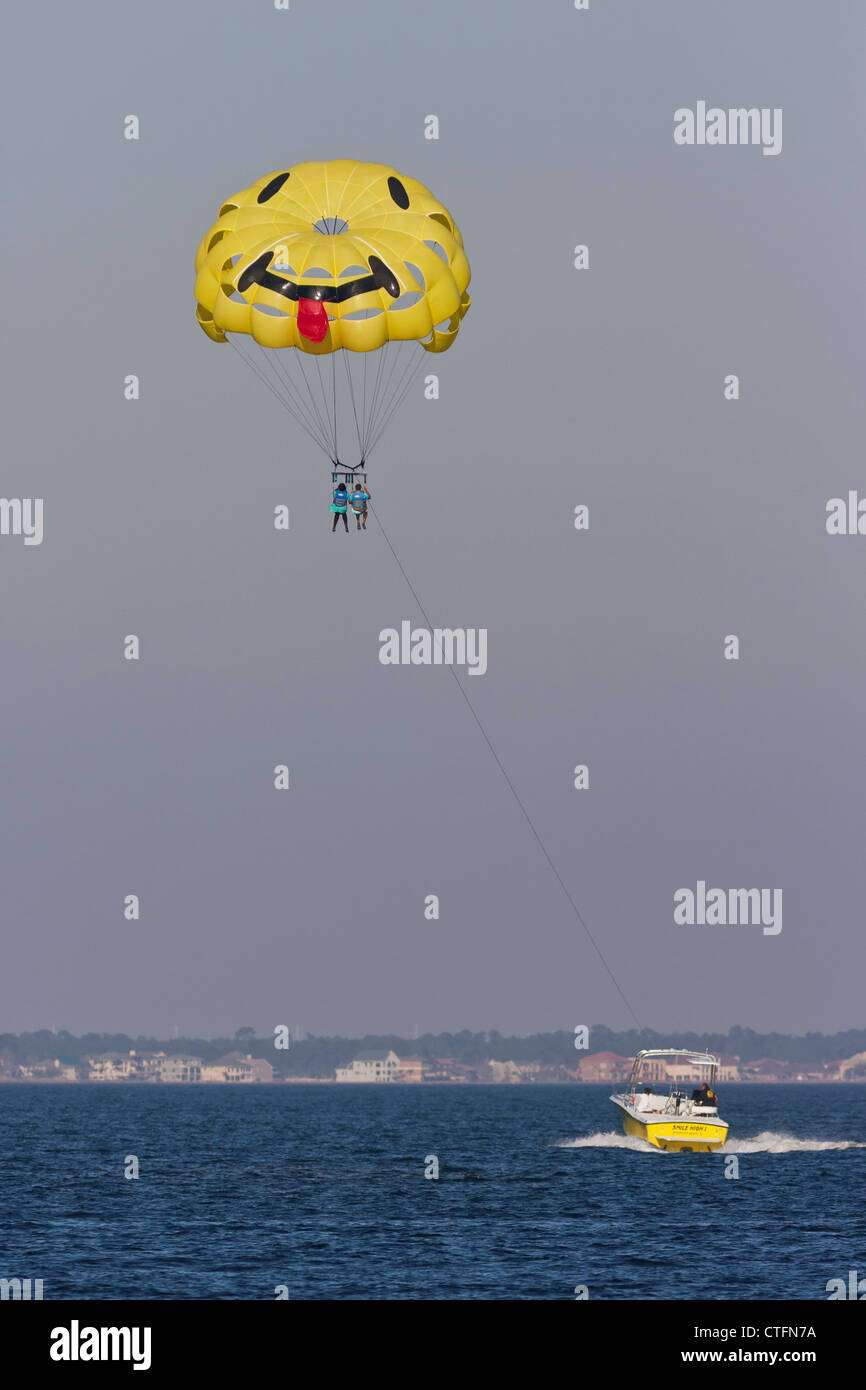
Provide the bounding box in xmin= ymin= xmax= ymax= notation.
xmin=194 ymin=159 xmax=471 ymax=355
xmin=193 ymin=160 xmax=470 ymax=465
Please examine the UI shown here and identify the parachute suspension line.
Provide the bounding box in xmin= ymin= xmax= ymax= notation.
xmin=362 ymin=344 xmax=390 ymax=459
xmin=362 ymin=352 xmax=368 ymax=453
xmin=227 ymin=337 xmax=331 ymax=457
xmin=327 ymin=353 xmax=338 ymax=462
xmin=332 ymin=351 xmax=338 ymax=464
xmin=313 ymin=355 xmax=337 ymax=462
xmin=366 ymin=343 xmax=423 ymax=459
xmin=252 ymin=342 xmax=328 ymax=451
xmin=268 ymin=351 xmax=332 ymax=458
xmin=342 ymin=350 xmax=364 ymax=463
xmin=364 ymin=341 xmax=406 ymax=454
xmin=368 ymin=501 xmax=644 ymax=1033
xmin=363 ymin=349 xmax=402 ymax=458
xmin=383 ymin=342 xmax=421 ymax=442
xmin=227 ymin=336 xmax=421 ymax=469
xmin=246 ymin=339 xmax=328 ymax=452
xmin=291 ymin=351 xmax=334 ymax=459
xmin=362 ymin=342 xmax=419 ymax=459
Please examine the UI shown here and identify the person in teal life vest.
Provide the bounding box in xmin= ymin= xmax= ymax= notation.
xmin=330 ymin=481 xmax=348 ymax=532
xmin=349 ymin=480 xmax=371 ymax=530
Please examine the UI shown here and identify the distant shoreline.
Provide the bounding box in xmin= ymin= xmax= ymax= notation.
xmin=2 ymin=1076 xmax=864 ymax=1087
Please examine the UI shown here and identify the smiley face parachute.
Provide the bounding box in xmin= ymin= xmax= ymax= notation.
xmin=194 ymin=159 xmax=471 ymax=471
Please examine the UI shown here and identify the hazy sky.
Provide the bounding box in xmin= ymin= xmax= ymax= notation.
xmin=3 ymin=1 xmax=864 ymax=1039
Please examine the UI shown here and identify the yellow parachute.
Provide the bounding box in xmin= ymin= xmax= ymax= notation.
xmin=194 ymin=159 xmax=471 ymax=467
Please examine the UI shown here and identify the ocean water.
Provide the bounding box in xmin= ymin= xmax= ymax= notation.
xmin=1 ymin=1083 xmax=863 ymax=1300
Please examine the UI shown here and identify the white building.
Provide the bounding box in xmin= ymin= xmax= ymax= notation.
xmin=85 ymin=1052 xmax=140 ymax=1081
xmin=16 ymin=1060 xmax=79 ymax=1081
xmin=335 ymin=1049 xmax=400 ymax=1083
xmin=86 ymin=1050 xmax=168 ymax=1081
xmin=200 ymin=1052 xmax=275 ymax=1083
xmin=157 ymin=1055 xmax=202 ymax=1083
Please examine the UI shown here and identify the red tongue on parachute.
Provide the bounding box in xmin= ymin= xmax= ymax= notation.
xmin=298 ymin=298 xmax=329 ymax=343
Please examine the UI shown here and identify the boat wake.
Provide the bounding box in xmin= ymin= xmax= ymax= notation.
xmin=558 ymin=1131 xmax=661 ymax=1152
xmin=558 ymin=1130 xmax=866 ymax=1154
xmin=720 ymin=1131 xmax=866 ymax=1154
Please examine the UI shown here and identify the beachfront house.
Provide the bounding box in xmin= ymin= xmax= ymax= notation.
xmin=335 ymin=1049 xmax=401 ymax=1082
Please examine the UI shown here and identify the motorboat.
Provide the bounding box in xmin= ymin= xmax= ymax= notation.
xmin=610 ymin=1049 xmax=729 ymax=1152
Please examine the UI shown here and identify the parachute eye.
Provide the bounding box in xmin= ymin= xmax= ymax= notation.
xmin=368 ymin=255 xmax=400 ymax=298
xmin=387 ymin=176 xmax=410 ymax=209
xmin=257 ymin=171 xmax=291 ymax=204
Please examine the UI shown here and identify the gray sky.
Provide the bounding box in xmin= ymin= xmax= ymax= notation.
xmin=3 ymin=1 xmax=864 ymax=1039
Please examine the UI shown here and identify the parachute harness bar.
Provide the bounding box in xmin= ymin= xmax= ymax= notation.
xmin=332 ymin=465 xmax=367 ymax=488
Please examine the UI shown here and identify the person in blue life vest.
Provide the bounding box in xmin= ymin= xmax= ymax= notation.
xmin=330 ymin=481 xmax=348 ymax=532
xmin=349 ymin=480 xmax=371 ymax=530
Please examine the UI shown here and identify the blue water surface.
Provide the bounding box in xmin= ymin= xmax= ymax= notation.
xmin=0 ymin=1083 xmax=863 ymax=1299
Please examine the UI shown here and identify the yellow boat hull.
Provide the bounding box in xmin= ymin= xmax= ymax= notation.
xmin=621 ymin=1110 xmax=727 ymax=1153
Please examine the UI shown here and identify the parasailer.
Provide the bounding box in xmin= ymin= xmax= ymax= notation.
xmin=349 ymin=481 xmax=370 ymax=530
xmin=193 ymin=159 xmax=471 ymax=517
xmin=330 ymin=480 xmax=348 ymax=533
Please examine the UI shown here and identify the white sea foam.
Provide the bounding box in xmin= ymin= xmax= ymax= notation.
xmin=557 ymin=1131 xmax=660 ymax=1152
xmin=557 ymin=1129 xmax=866 ymax=1154
xmin=720 ymin=1131 xmax=866 ymax=1154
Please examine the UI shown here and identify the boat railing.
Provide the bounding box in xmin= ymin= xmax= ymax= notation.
xmin=617 ymin=1084 xmax=722 ymax=1118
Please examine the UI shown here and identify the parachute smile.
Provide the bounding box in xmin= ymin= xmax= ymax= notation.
xmin=237 ymin=250 xmax=401 ymax=340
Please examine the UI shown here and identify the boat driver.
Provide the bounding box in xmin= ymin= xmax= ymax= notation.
xmin=692 ymin=1081 xmax=718 ymax=1107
